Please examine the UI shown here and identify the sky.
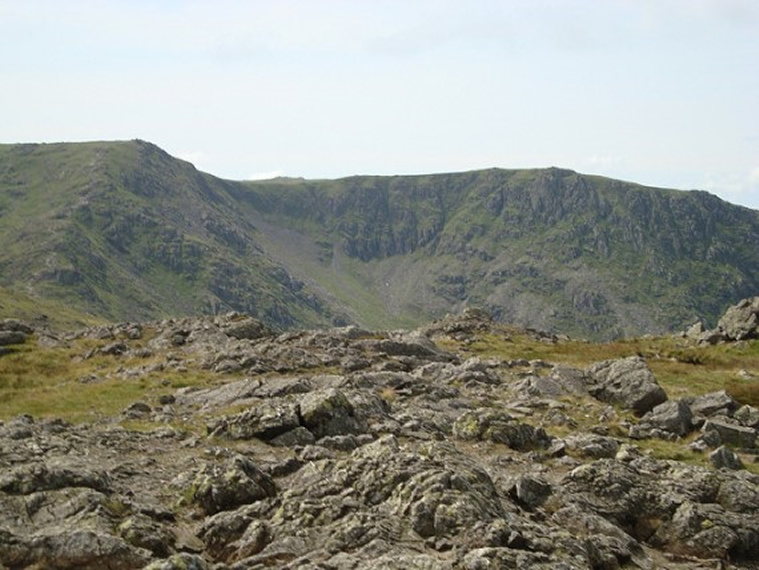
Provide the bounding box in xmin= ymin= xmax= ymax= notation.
xmin=2 ymin=0 xmax=758 ymax=209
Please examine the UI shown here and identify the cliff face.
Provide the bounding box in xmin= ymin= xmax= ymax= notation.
xmin=237 ymin=167 xmax=759 ymax=339
xmin=1 ymin=140 xmax=758 ymax=338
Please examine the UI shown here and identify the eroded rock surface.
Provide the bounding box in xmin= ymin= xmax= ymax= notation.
xmin=1 ymin=312 xmax=757 ymax=569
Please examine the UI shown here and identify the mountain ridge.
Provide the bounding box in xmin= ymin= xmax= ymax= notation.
xmin=1 ymin=139 xmax=757 ymax=339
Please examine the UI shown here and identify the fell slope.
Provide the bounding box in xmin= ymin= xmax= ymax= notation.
xmin=1 ymin=140 xmax=758 ymax=338
xmin=0 ymin=141 xmax=339 ymax=329
xmin=237 ymin=168 xmax=759 ymax=338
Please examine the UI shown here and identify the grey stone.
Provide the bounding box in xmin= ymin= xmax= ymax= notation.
xmin=734 ymin=404 xmax=759 ymax=429
xmin=703 ymin=419 xmax=757 ymax=448
xmin=452 ymin=409 xmax=551 ymax=450
xmin=0 ymin=463 xmax=111 ymax=494
xmin=0 ymin=319 xmax=33 ymax=333
xmin=510 ymin=474 xmax=552 ymax=509
xmin=122 ymin=401 xmax=152 ymax=419
xmin=223 ymin=317 xmax=271 ymax=340
xmin=717 ymin=296 xmax=759 ymax=340
xmin=208 ymin=401 xmax=301 ymax=441
xmin=688 ymin=390 xmax=738 ymax=419
xmin=685 ymin=321 xmax=705 ymax=338
xmin=117 ymin=515 xmax=175 ymax=557
xmin=709 ymin=446 xmax=744 ymax=470
xmin=299 ymin=388 xmax=365 ymax=439
xmin=269 ymin=426 xmax=316 ymax=447
xmin=0 ymin=528 xmax=151 ymax=570
xmin=0 ymin=331 xmax=26 ymax=346
xmin=565 ymin=434 xmax=620 ymax=458
xmin=586 ymin=356 xmax=667 ymax=415
xmin=632 ymin=399 xmax=693 ymax=438
xmin=188 ymin=455 xmax=276 ymax=514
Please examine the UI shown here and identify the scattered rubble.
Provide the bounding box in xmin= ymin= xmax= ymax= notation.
xmin=0 ymin=307 xmax=758 ymax=569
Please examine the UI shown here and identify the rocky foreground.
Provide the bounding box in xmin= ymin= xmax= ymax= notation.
xmin=1 ymin=301 xmax=759 ymax=569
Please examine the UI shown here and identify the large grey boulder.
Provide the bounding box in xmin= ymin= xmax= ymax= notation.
xmin=207 ymin=401 xmax=301 ymax=441
xmin=187 ymin=455 xmax=276 ymax=515
xmin=0 ymin=331 xmax=26 ymax=346
xmin=709 ymin=446 xmax=744 ymax=470
xmin=0 ymin=319 xmax=33 ymax=334
xmin=630 ymin=399 xmax=693 ymax=439
xmin=564 ymin=434 xmax=620 ymax=458
xmin=717 ymin=296 xmax=759 ymax=340
xmin=586 ymin=356 xmax=667 ymax=416
xmin=734 ymin=404 xmax=759 ymax=429
xmin=0 ymin=528 xmax=151 ymax=570
xmin=687 ymin=390 xmax=738 ymax=419
xmin=703 ymin=419 xmax=757 ymax=448
xmin=452 ymin=409 xmax=551 ymax=450
xmin=0 ymin=463 xmax=111 ymax=495
xmin=223 ymin=317 xmax=271 ymax=340
xmin=652 ymin=501 xmax=759 ymax=560
xmin=299 ymin=388 xmax=366 ymax=438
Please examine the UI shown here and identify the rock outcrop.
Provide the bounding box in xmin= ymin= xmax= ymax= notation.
xmin=0 ymin=311 xmax=758 ymax=569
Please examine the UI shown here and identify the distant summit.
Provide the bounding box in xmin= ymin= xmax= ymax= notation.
xmin=1 ymin=140 xmax=758 ymax=339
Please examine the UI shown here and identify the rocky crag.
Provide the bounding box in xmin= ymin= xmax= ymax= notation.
xmin=1 ymin=300 xmax=758 ymax=569
xmin=2 ymin=140 xmax=759 ymax=339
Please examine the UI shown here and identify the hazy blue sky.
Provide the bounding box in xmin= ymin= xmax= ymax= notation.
xmin=2 ymin=0 xmax=758 ymax=208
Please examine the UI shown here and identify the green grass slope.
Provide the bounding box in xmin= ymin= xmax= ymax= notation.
xmin=233 ymin=168 xmax=759 ymax=339
xmin=0 ymin=141 xmax=340 ymax=329
xmin=2 ymin=141 xmax=758 ymax=339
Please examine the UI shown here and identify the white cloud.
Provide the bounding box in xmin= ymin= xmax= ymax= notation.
xmin=584 ymin=155 xmax=623 ymax=167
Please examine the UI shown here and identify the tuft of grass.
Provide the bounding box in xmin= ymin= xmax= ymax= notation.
xmin=725 ymin=380 xmax=759 ymax=407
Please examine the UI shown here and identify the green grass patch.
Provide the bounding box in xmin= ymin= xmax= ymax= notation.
xmin=0 ymin=336 xmax=221 ymax=423
xmin=463 ymin=330 xmax=759 ymax=402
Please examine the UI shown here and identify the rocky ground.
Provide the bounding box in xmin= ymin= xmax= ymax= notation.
xmin=1 ymin=300 xmax=758 ymax=569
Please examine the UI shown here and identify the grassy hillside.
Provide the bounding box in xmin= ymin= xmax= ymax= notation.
xmin=0 ymin=141 xmax=341 ymax=330
xmin=235 ymin=168 xmax=759 ymax=339
xmin=1 ymin=141 xmax=758 ymax=338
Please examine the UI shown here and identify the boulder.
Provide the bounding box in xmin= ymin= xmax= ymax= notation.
xmin=223 ymin=317 xmax=271 ymax=340
xmin=716 ymin=474 xmax=759 ymax=512
xmin=452 ymin=409 xmax=550 ymax=450
xmin=0 ymin=463 xmax=111 ymax=495
xmin=684 ymin=321 xmax=705 ymax=339
xmin=208 ymin=401 xmax=301 ymax=441
xmin=188 ymin=455 xmax=276 ymax=515
xmin=0 ymin=528 xmax=151 ymax=570
xmin=564 ymin=434 xmax=620 ymax=458
xmin=356 ymin=332 xmax=454 ymax=361
xmin=717 ymin=296 xmax=759 ymax=340
xmin=298 ymin=388 xmax=366 ymax=439
xmin=630 ymin=399 xmax=693 ymax=439
xmin=117 ymin=515 xmax=175 ymax=557
xmin=653 ymin=501 xmax=759 ymax=560
xmin=508 ymin=474 xmax=552 ymax=510
xmin=198 ymin=507 xmax=270 ymax=562
xmin=709 ymin=446 xmax=744 ymax=470
xmin=734 ymin=404 xmax=759 ymax=429
xmin=0 ymin=331 xmax=26 ymax=346
xmin=586 ymin=356 xmax=667 ymax=416
xmin=0 ymin=319 xmax=33 ymax=334
xmin=703 ymin=419 xmax=757 ymax=448
xmin=687 ymin=390 xmax=738 ymax=419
